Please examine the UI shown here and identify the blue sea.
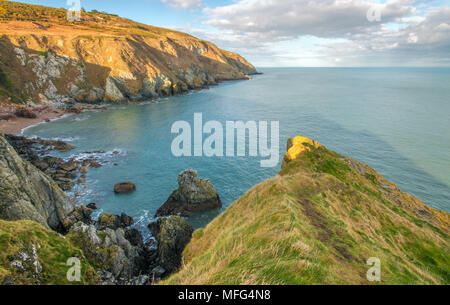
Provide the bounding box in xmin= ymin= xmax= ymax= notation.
xmin=23 ymin=68 xmax=450 ymax=236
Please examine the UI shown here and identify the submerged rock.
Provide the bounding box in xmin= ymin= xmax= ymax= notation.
xmin=156 ymin=169 xmax=222 ymax=217
xmin=114 ymin=182 xmax=136 ymax=194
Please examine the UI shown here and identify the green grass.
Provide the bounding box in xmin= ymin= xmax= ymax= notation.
xmin=0 ymin=220 xmax=98 ymax=285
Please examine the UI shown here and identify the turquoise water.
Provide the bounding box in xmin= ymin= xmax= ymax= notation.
xmin=24 ymin=68 xmax=450 ymax=235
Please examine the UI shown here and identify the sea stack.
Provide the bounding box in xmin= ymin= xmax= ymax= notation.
xmin=156 ymin=170 xmax=222 ymax=217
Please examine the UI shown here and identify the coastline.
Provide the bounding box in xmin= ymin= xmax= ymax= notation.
xmin=0 ymin=74 xmax=262 ymax=136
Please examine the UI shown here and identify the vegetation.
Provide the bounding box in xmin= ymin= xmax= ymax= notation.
xmin=0 ymin=220 xmax=97 ymax=285
xmin=164 ymin=137 xmax=450 ymax=285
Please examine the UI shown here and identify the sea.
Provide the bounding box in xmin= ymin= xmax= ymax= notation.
xmin=23 ymin=67 xmax=450 ymax=237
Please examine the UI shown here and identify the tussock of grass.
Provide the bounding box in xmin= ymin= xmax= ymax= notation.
xmin=0 ymin=220 xmax=97 ymax=285
xmin=164 ymin=138 xmax=450 ymax=285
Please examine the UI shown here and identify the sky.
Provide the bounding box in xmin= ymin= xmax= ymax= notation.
xmin=15 ymin=0 xmax=450 ymax=67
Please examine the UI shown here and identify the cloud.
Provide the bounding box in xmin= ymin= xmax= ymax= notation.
xmin=203 ymin=0 xmax=413 ymax=42
xmin=199 ymin=0 xmax=450 ymax=66
xmin=161 ymin=0 xmax=201 ymax=9
xmin=323 ymin=6 xmax=450 ymax=66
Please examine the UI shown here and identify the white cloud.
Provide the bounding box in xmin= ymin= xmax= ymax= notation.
xmin=161 ymin=0 xmax=201 ymax=9
xmin=198 ymin=0 xmax=450 ymax=66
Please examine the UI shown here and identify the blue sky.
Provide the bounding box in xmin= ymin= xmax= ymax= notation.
xmin=15 ymin=0 xmax=450 ymax=67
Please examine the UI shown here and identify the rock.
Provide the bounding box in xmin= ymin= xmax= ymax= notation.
xmin=77 ymin=176 xmax=86 ymax=184
xmin=0 ymin=136 xmax=74 ymax=232
xmin=57 ymin=161 xmax=77 ymax=172
xmin=79 ymin=165 xmax=89 ymax=173
xmin=42 ymin=156 xmax=63 ymax=167
xmin=51 ymin=140 xmax=75 ymax=152
xmin=9 ymin=244 xmax=42 ymax=283
xmin=148 ymin=216 xmax=193 ymax=274
xmin=0 ymin=114 xmax=14 ymax=121
xmin=151 ymin=266 xmax=166 ymax=278
xmin=156 ymin=170 xmax=221 ymax=217
xmin=15 ymin=108 xmax=37 ymax=119
xmin=125 ymin=228 xmax=144 ymax=247
xmin=34 ymin=161 xmax=49 ymax=171
xmin=97 ymin=212 xmax=134 ymax=230
xmin=65 ymin=171 xmax=77 ymax=179
xmin=58 ymin=181 xmax=75 ymax=191
xmin=87 ymin=159 xmax=102 ymax=168
xmin=87 ymin=203 xmax=98 ymax=210
xmin=68 ymin=222 xmax=150 ymax=281
xmin=128 ymin=275 xmax=150 ymax=286
xmin=114 ymin=182 xmax=136 ymax=194
xmin=61 ymin=205 xmax=94 ymax=233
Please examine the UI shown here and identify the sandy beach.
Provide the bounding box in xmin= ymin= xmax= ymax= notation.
xmin=0 ymin=105 xmax=67 ymax=135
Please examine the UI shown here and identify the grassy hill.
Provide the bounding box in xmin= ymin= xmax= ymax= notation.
xmin=164 ymin=137 xmax=449 ymax=285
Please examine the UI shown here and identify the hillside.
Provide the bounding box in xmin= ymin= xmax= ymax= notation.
xmin=164 ymin=136 xmax=450 ymax=285
xmin=0 ymin=219 xmax=97 ymax=285
xmin=0 ymin=1 xmax=257 ymax=105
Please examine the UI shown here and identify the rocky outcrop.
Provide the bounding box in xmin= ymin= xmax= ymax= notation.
xmin=0 ymin=2 xmax=258 ymax=106
xmin=0 ymin=135 xmax=74 ymax=231
xmin=148 ymin=216 xmax=194 ymax=275
xmin=67 ymin=221 xmax=155 ymax=284
xmin=156 ymin=169 xmax=222 ymax=217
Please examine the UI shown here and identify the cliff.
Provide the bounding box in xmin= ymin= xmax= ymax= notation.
xmin=164 ymin=136 xmax=450 ymax=285
xmin=0 ymin=1 xmax=257 ymax=106
xmin=0 ymin=135 xmax=74 ymax=231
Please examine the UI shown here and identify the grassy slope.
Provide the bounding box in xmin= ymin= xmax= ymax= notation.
xmin=0 ymin=219 xmax=97 ymax=284
xmin=164 ymin=137 xmax=450 ymax=285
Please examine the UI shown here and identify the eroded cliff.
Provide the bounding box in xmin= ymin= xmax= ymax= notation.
xmin=0 ymin=1 xmax=257 ymax=106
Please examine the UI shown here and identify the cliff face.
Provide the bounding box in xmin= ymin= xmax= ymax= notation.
xmin=0 ymin=1 xmax=257 ymax=106
xmin=0 ymin=135 xmax=74 ymax=231
xmin=164 ymin=136 xmax=450 ymax=285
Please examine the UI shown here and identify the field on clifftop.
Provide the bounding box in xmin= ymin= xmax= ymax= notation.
xmin=164 ymin=137 xmax=450 ymax=285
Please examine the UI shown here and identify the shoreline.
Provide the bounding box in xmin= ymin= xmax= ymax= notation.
xmin=0 ymin=106 xmax=68 ymax=136
xmin=0 ymin=74 xmax=263 ymax=136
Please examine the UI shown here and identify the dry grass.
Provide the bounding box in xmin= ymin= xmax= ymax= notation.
xmin=163 ymin=139 xmax=449 ymax=285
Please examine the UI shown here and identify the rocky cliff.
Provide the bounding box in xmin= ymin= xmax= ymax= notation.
xmin=0 ymin=135 xmax=74 ymax=231
xmin=164 ymin=136 xmax=450 ymax=285
xmin=0 ymin=1 xmax=257 ymax=106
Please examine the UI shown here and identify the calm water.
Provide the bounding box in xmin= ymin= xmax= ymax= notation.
xmin=24 ymin=68 xmax=450 ymax=236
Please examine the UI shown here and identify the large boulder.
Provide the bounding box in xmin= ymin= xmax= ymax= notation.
xmin=114 ymin=182 xmax=136 ymax=194
xmin=156 ymin=170 xmax=222 ymax=217
xmin=148 ymin=216 xmax=194 ymax=274
xmin=0 ymin=136 xmax=74 ymax=232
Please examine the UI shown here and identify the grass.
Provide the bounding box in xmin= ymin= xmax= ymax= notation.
xmin=163 ymin=137 xmax=450 ymax=285
xmin=0 ymin=220 xmax=98 ymax=285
